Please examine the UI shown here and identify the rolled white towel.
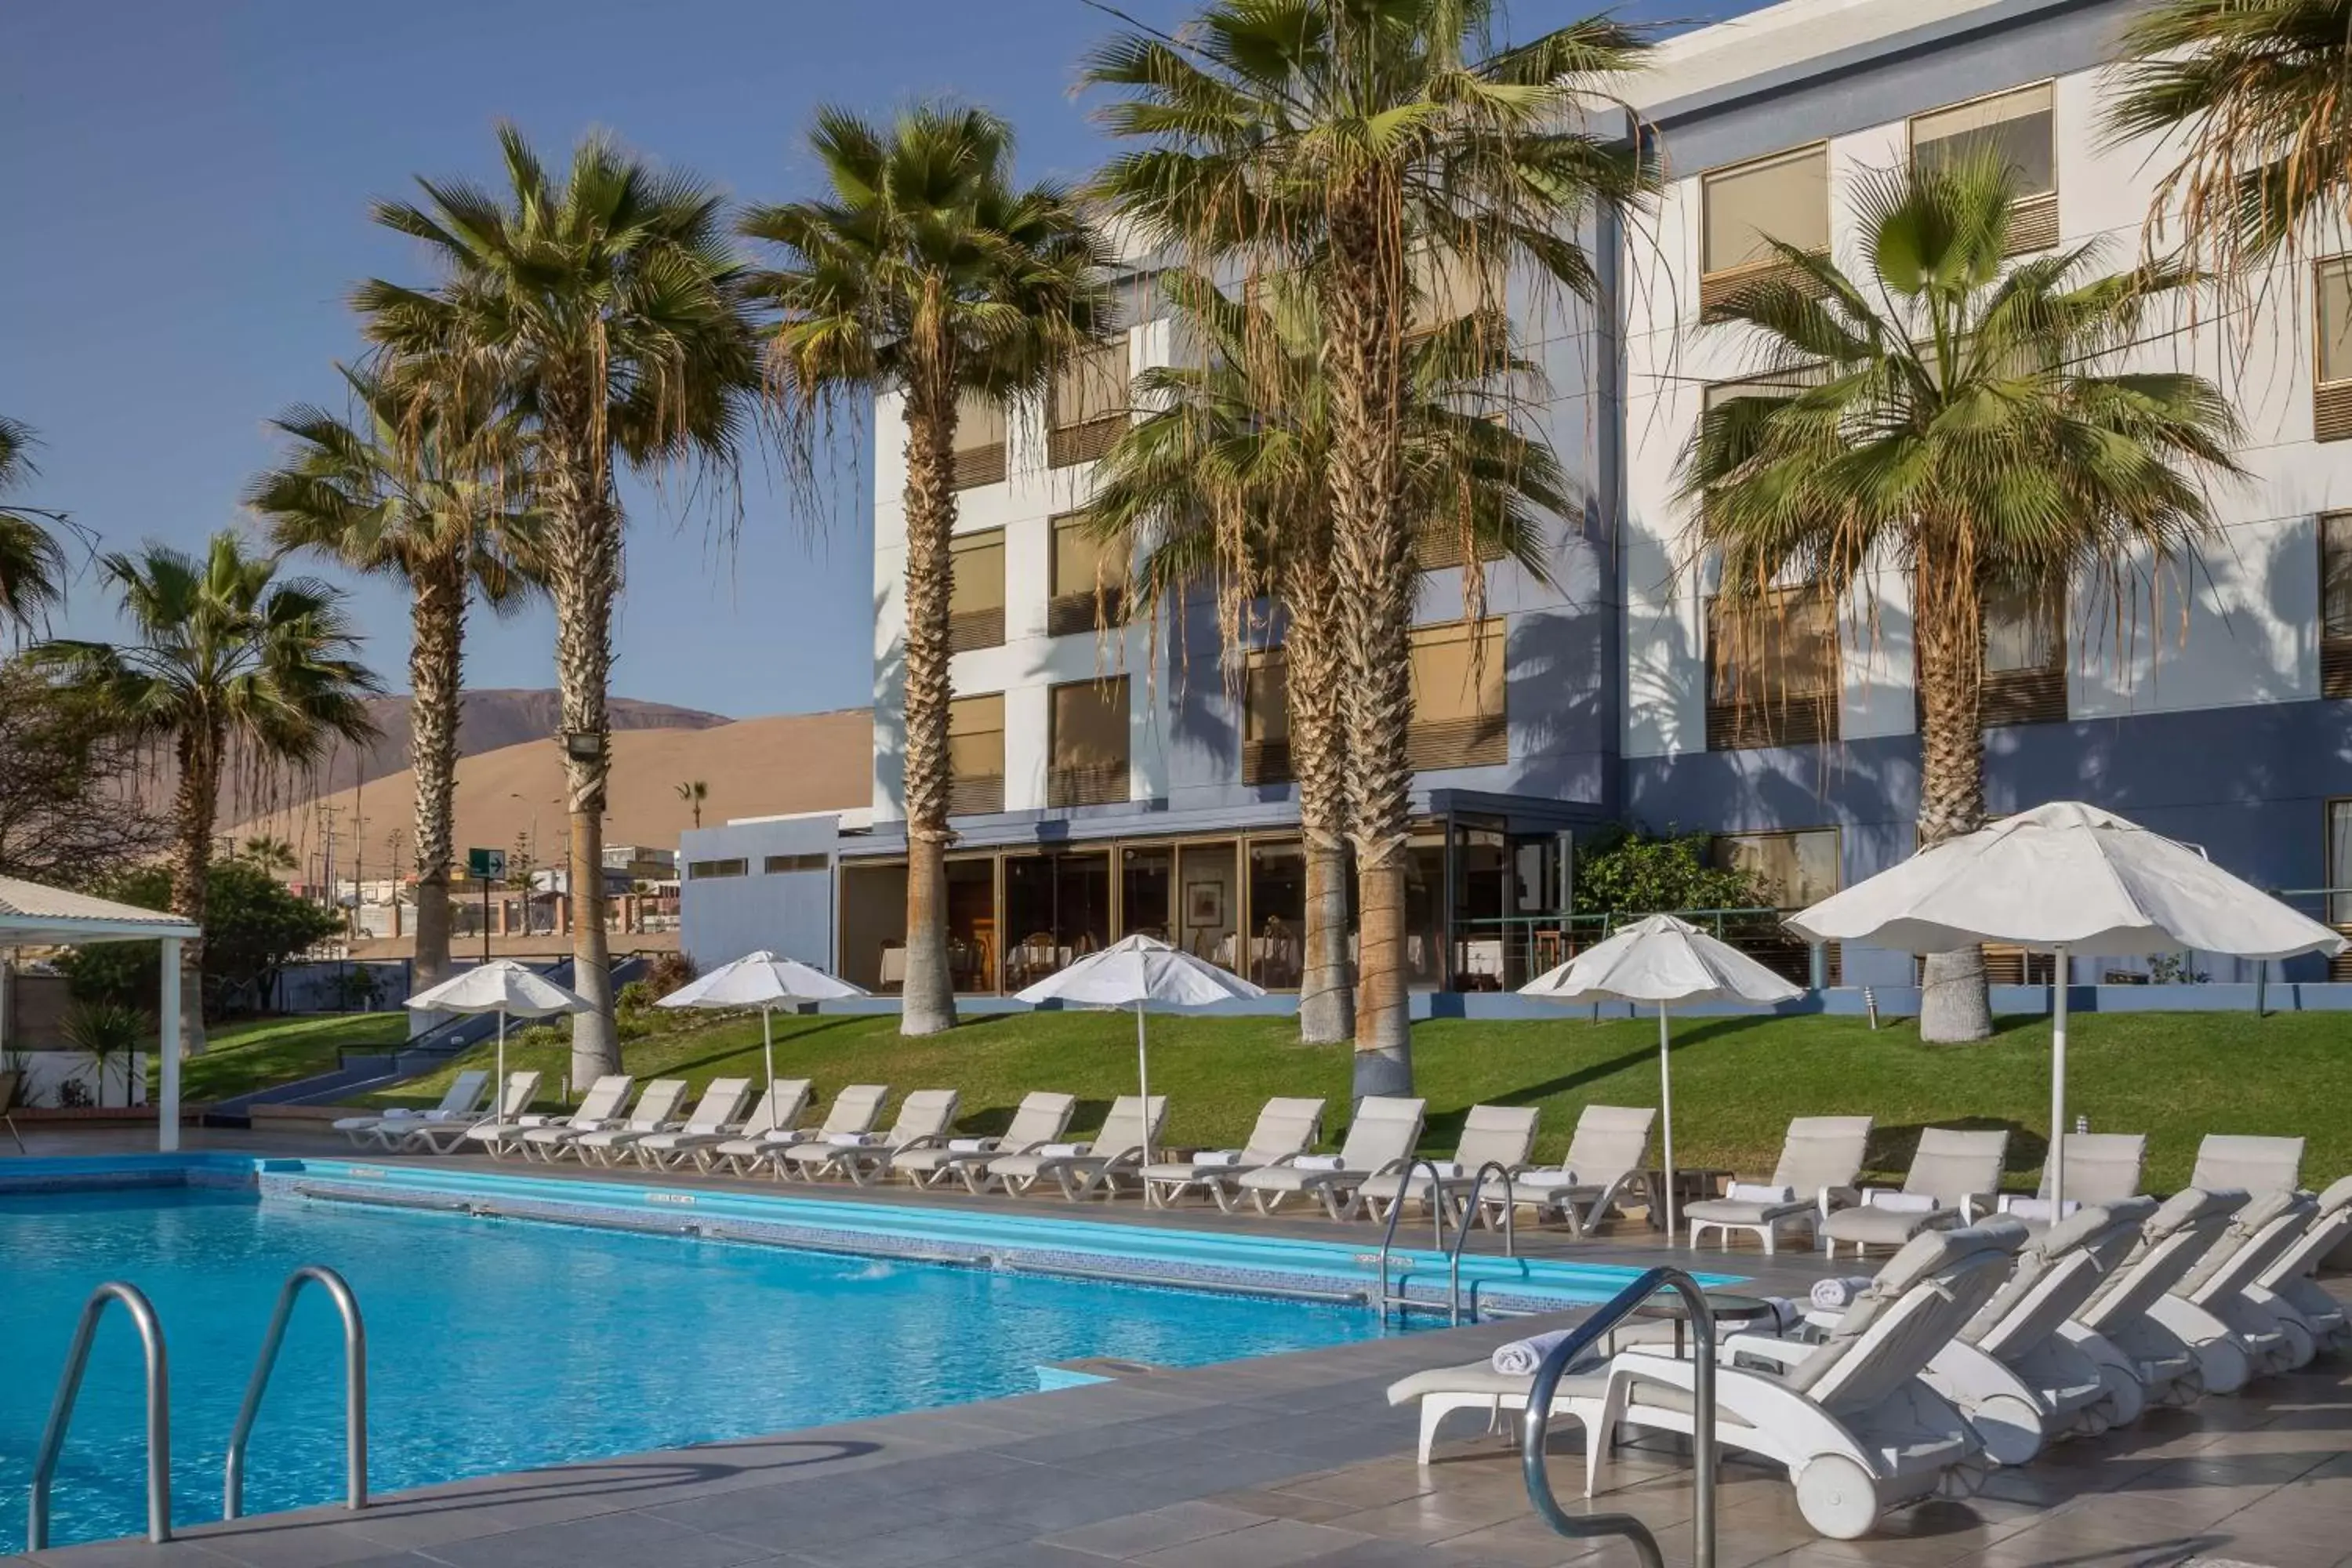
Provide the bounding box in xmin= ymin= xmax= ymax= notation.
xmin=1515 ymin=1168 xmax=1581 ymax=1191
xmin=946 ymin=1138 xmax=993 ymax=1153
xmin=1192 ymin=1150 xmax=1242 ymax=1167
xmin=1867 ymin=1192 xmax=1940 ymax=1214
xmin=1423 ymin=1160 xmax=1463 ymax=1180
xmin=1809 ymin=1275 xmax=1877 ymax=1311
xmin=1491 ymin=1329 xmax=1577 ymax=1375
xmin=1294 ymin=1155 xmax=1345 ymax=1172
xmin=824 ymin=1131 xmax=876 ymax=1147
xmin=1729 ymin=1181 xmax=1798 ymax=1204
xmin=2004 ymin=1197 xmax=2078 ymax=1224
xmin=1036 ymin=1142 xmax=1088 ymax=1160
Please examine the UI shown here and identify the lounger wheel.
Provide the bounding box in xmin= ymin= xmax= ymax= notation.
xmin=1969 ymin=1395 xmax=2045 ymax=1468
xmin=2095 ymin=1366 xmax=2145 ymax=1428
xmin=1794 ymin=1454 xmax=1879 ymax=1541
xmin=2277 ymin=1318 xmax=2316 ymax=1371
xmin=2194 ymin=1338 xmax=2251 ymax=1396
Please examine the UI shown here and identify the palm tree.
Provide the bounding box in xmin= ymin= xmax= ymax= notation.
xmin=2107 ymin=0 xmax=2352 ymax=279
xmin=1088 ymin=270 xmax=1566 ymax=1044
xmin=742 ymin=103 xmax=1112 ymax=1037
xmin=1680 ymin=153 xmax=2243 ymax=1042
xmin=0 ymin=416 xmax=71 ymax=636
xmin=1087 ymin=0 xmax=1655 ymax=1094
xmin=238 ymin=835 xmax=299 ymax=873
xmin=33 ymin=532 xmax=379 ymax=1054
xmin=356 ymin=127 xmax=758 ymax=1084
xmin=248 ymin=363 xmax=537 ymax=999
xmin=675 ymin=778 xmax=707 ymax=829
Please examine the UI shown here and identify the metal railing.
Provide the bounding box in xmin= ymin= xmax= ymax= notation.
xmin=29 ymin=1281 xmax=171 ymax=1549
xmin=1375 ymin=1158 xmax=1457 ymax=1322
xmin=1446 ymin=1162 xmax=1518 ymax=1323
xmin=1454 ymin=908 xmax=1828 ymax=992
xmin=1522 ymin=1266 xmax=1719 ymax=1568
xmin=224 ymin=1265 xmax=368 ymax=1520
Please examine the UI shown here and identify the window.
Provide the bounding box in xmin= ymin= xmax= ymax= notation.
xmin=1242 ymin=648 xmax=1292 ymax=784
xmin=1912 ymin=82 xmax=2057 ymax=253
xmin=1048 ymin=512 xmax=1126 ymax=637
xmin=1407 ymin=619 xmax=1507 ymax=770
xmin=1004 ymin=851 xmax=1112 ymax=985
xmin=947 ymin=528 xmax=1004 ymax=652
xmin=1696 ymin=372 xmax=1820 ymax=518
xmin=2318 ymin=259 xmax=2352 ymax=441
xmin=947 ymin=693 xmax=1006 ymax=815
xmin=1048 ymin=677 xmax=1129 ymax=806
xmin=1712 ymin=828 xmax=1839 ymax=909
xmin=763 ymin=853 xmax=827 ymax=875
xmin=1048 ymin=341 xmax=1129 ymax=467
xmin=1246 ymin=839 xmax=1307 ymax=989
xmin=1700 ymin=144 xmax=1829 ymax=307
xmin=2323 ymin=514 xmax=2352 ymax=697
xmin=1705 ymin=584 xmax=1840 ymax=748
xmin=950 ymin=390 xmax=1007 ymax=489
xmin=1980 ymin=583 xmax=2067 ymax=725
xmin=686 ymin=858 xmax=748 ymax=880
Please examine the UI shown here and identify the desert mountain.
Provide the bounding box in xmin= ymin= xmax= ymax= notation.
xmin=230 ymin=707 xmax=872 ymax=882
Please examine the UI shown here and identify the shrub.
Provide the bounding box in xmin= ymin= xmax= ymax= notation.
xmin=615 ymin=979 xmax=655 ymax=1014
xmin=643 ymin=952 xmax=697 ymax=1000
xmin=1573 ymin=826 xmax=1769 ymax=916
xmin=62 ymin=1000 xmax=151 ymax=1109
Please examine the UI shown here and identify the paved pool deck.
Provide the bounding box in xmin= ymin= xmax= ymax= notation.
xmin=8 ymin=1128 xmax=2350 ymax=1568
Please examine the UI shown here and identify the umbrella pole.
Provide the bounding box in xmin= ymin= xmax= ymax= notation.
xmin=495 ymin=1010 xmax=506 ymax=1112
xmin=762 ymin=1007 xmax=775 ymax=1094
xmin=1134 ymin=1000 xmax=1151 ymax=1167
xmin=2049 ymin=943 xmax=2069 ymax=1214
xmin=1658 ymin=1001 xmax=1677 ymax=1240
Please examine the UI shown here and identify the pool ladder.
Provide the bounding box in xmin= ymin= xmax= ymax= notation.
xmin=24 ymin=1265 xmax=368 ymax=1552
xmin=1373 ymin=1159 xmax=1516 ymax=1324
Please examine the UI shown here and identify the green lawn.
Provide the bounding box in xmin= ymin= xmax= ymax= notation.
xmin=159 ymin=1013 xmax=411 ymax=1104
xmin=355 ymin=1007 xmax=2350 ymax=1192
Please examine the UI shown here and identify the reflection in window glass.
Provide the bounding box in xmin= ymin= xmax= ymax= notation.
xmin=2325 ymin=513 xmax=2352 ymax=637
xmin=1702 ymin=146 xmax=1830 ymax=274
xmin=1707 ymin=587 xmax=1838 ymax=706
xmin=1004 ymin=851 xmax=1111 ymax=988
xmin=1984 ymin=583 xmax=2062 ymax=674
xmin=1712 ymin=828 xmax=1840 ymax=909
xmin=1178 ymin=840 xmax=1240 ymax=973
xmin=1048 ymin=678 xmax=1130 ymax=807
xmin=840 ymin=861 xmax=909 ymax=993
xmin=1120 ymin=846 xmax=1173 ymax=942
xmin=2325 ymin=260 xmax=2352 ymax=388
xmin=946 ymin=857 xmax=997 ymax=993
xmin=1912 ymin=83 xmax=2055 ymax=198
xmin=1246 ymin=840 xmax=1307 ymax=989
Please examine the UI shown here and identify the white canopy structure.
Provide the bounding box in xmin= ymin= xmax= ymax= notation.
xmin=1519 ymin=913 xmax=1802 ymax=1232
xmin=0 ymin=876 xmax=200 ymax=1152
xmin=1016 ymin=934 xmax=1267 ymax=1164
xmin=654 ymin=950 xmax=869 ymax=1089
xmin=406 ymin=960 xmax=590 ymax=1108
xmin=1788 ymin=801 xmax=2345 ymax=1208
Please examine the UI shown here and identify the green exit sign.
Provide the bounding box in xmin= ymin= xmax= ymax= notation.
xmin=466 ymin=848 xmax=506 ymax=882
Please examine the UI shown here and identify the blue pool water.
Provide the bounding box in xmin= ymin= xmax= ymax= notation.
xmin=0 ymin=1185 xmax=1396 ymax=1552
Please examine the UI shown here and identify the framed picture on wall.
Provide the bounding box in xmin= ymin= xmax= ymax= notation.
xmin=1185 ymin=881 xmax=1224 ymax=927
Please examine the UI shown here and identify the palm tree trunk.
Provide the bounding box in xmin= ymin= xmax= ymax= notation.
xmin=1326 ymin=187 xmax=1414 ymax=1098
xmin=1284 ymin=561 xmax=1352 ymax=1044
xmin=408 ymin=550 xmax=465 ymax=999
xmin=897 ymin=323 xmax=960 ymax=1036
xmin=167 ymin=728 xmax=216 ymax=1056
xmin=545 ymin=419 xmax=621 ymax=1083
xmin=1915 ymin=557 xmax=1993 ymax=1044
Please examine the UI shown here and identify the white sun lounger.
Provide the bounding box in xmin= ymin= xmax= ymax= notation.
xmin=524 ymin=1079 xmax=687 ymax=1163
xmin=1391 ymin=1220 xmax=2026 ymax=1541
xmin=1358 ymin=1105 xmax=1540 ymax=1223
xmin=640 ymin=1080 xmax=807 ymax=1171
xmin=1684 ymin=1116 xmax=1872 ymax=1254
xmin=1822 ymin=1129 xmax=2009 ymax=1258
xmin=1486 ymin=1105 xmax=1657 ymax=1236
xmin=2249 ymin=1173 xmax=2352 ymax=1362
xmin=892 ymin=1092 xmax=1078 ymax=1191
xmin=982 ymin=1096 xmax=1167 ymax=1200
xmin=2190 ymin=1134 xmax=2303 ymax=1194
xmin=690 ymin=1080 xmax=815 ymax=1173
xmin=401 ymin=1072 xmax=543 ymax=1153
xmin=1139 ymin=1097 xmax=1324 ymax=1210
xmin=782 ymin=1089 xmax=960 ymax=1185
xmin=1235 ymin=1096 xmax=1426 ymax=1220
xmin=1923 ymin=1198 xmax=2154 ymax=1461
xmin=334 ymin=1070 xmax=488 ymax=1146
xmin=2143 ymin=1185 xmax=2316 ymax=1391
xmin=753 ymin=1084 xmax=891 ymax=1181
xmin=2062 ymin=1185 xmax=2245 ymax=1419
xmin=575 ymin=1078 xmax=749 ymax=1167
xmin=1997 ymin=1132 xmax=2147 ymax=1227
xmin=466 ymin=1073 xmax=629 ymax=1159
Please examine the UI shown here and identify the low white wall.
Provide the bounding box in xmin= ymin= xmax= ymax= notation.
xmin=9 ymin=1050 xmax=149 ymax=1109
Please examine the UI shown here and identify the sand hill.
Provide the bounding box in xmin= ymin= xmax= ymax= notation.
xmin=231 ymin=707 xmax=873 ymax=882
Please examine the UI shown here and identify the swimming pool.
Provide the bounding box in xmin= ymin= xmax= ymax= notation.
xmin=0 ymin=1158 xmax=1733 ymax=1552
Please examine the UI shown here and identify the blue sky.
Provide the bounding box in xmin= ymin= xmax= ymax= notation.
xmin=2 ymin=0 xmax=1767 ymax=719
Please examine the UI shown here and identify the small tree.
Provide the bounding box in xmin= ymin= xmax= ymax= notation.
xmin=674 ymin=779 xmax=707 ymax=829
xmin=59 ymin=862 xmax=342 ymax=1015
xmin=1572 ymin=828 xmax=1768 ymax=918
xmin=62 ymin=1001 xmax=150 ymax=1109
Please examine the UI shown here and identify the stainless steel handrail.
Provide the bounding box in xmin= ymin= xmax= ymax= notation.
xmin=28 ymin=1280 xmax=171 ymax=1549
xmin=1446 ymin=1162 xmax=1518 ymax=1323
xmin=1521 ymin=1266 xmax=1717 ymax=1568
xmin=1374 ymin=1157 xmax=1455 ymax=1319
xmin=223 ymin=1265 xmax=368 ymax=1520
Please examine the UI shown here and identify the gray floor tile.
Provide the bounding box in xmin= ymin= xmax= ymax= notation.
xmin=1042 ymin=1501 xmax=1276 ymax=1558
xmin=421 ymin=1510 xmax=768 ymax=1568
xmin=1128 ymin=1519 xmax=1377 ymax=1568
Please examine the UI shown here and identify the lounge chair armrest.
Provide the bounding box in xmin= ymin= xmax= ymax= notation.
xmin=1958 ymin=1191 xmax=1998 ymax=1222
xmin=1703 ymin=1332 xmax=1813 ymax=1369
xmin=1817 ymin=1184 xmax=1859 ymax=1217
xmin=895 ymin=1134 xmax=956 ymax=1152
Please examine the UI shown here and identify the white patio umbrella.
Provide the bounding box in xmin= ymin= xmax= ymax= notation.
xmin=1519 ymin=913 xmax=1802 ymax=1234
xmin=405 ymin=959 xmax=591 ymax=1107
xmin=1788 ymin=800 xmax=2345 ymax=1210
xmin=654 ymin=950 xmax=869 ymax=1090
xmin=1015 ymin=934 xmax=1267 ymax=1164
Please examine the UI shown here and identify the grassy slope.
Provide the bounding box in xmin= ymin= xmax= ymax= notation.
xmin=357 ymin=1007 xmax=2350 ymax=1192
xmin=159 ymin=1013 xmax=410 ymax=1103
